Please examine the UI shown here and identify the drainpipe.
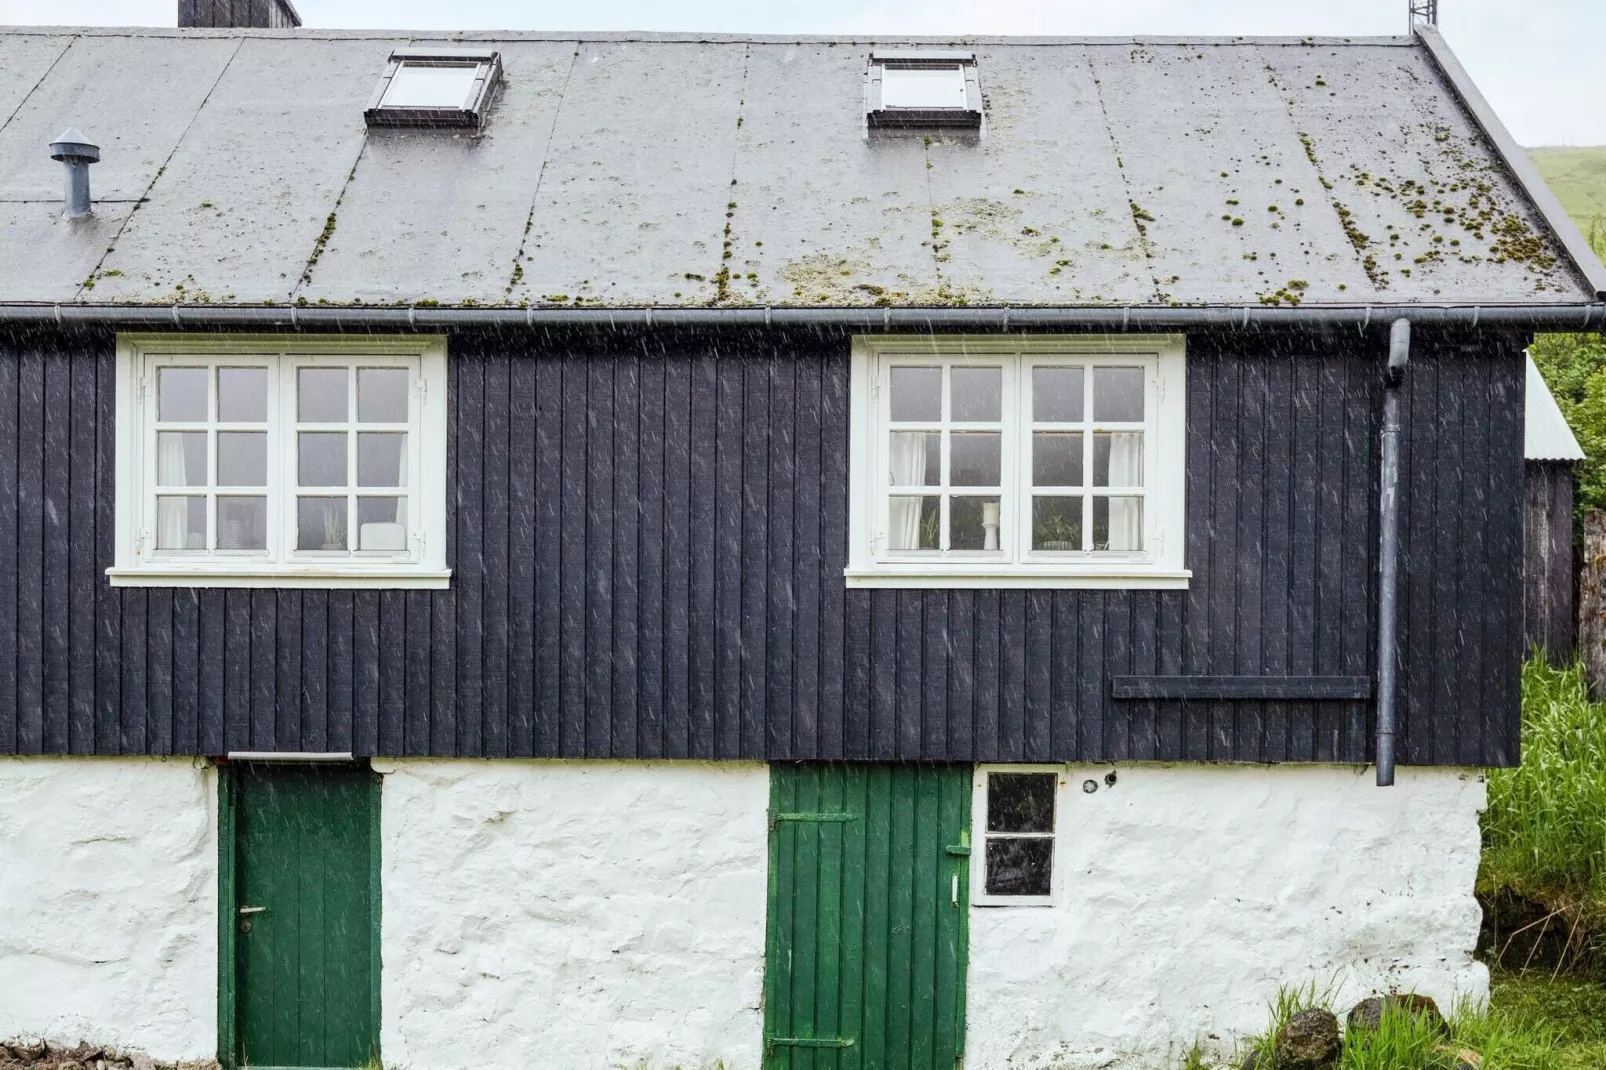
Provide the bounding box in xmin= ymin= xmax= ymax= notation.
xmin=1376 ymin=318 xmax=1411 ymax=787
xmin=49 ymin=128 xmax=100 ymax=218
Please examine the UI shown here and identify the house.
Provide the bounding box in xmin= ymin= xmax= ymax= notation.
xmin=2 ymin=9 xmax=1605 ymax=1070
xmin=1523 ymin=356 xmax=1585 ymax=657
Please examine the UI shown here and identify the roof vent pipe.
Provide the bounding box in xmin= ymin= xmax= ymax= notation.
xmin=1375 ymin=317 xmax=1411 ymax=787
xmin=49 ymin=128 xmax=100 ymax=218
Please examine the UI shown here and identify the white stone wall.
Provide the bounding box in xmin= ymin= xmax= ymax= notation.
xmin=375 ymin=759 xmax=770 ymax=1070
xmin=964 ymin=764 xmax=1489 ymax=1070
xmin=0 ymin=757 xmax=218 ymax=1061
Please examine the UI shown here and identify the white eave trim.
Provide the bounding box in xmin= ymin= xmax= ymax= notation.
xmin=107 ymin=567 xmax=452 ymax=590
xmin=844 ymin=568 xmax=1192 ymax=590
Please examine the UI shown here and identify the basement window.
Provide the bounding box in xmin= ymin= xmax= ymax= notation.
xmin=846 ymin=335 xmax=1189 ymax=589
xmin=110 ymin=335 xmax=450 ymax=589
xmin=364 ymin=49 xmax=502 ymax=128
xmin=974 ymin=767 xmax=1061 ymax=906
xmin=867 ymin=51 xmax=982 ymax=129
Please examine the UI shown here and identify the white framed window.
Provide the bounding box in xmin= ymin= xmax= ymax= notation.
xmin=847 ymin=335 xmax=1188 ymax=589
xmin=111 ymin=334 xmax=449 ymax=589
xmin=363 ymin=49 xmax=502 ymax=129
xmin=865 ymin=50 xmax=982 ymax=130
xmin=972 ymin=765 xmax=1064 ymax=907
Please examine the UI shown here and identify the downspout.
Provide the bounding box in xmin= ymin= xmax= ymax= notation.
xmin=1376 ymin=318 xmax=1411 ymax=786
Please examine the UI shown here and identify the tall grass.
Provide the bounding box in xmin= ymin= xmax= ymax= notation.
xmin=1481 ymin=659 xmax=1606 ymax=909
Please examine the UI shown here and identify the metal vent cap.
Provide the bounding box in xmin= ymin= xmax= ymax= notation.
xmin=49 ymin=127 xmax=100 ymax=164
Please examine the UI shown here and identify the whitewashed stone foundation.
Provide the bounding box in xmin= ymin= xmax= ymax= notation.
xmin=0 ymin=757 xmax=218 ymax=1061
xmin=375 ymin=759 xmax=769 ymax=1070
xmin=965 ymin=764 xmax=1489 ymax=1070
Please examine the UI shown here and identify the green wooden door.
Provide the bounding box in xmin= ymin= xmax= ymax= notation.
xmin=765 ymin=764 xmax=971 ymax=1070
xmin=228 ymin=763 xmax=379 ymax=1069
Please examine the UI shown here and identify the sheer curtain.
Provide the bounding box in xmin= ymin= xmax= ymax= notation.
xmin=157 ymin=435 xmax=202 ymax=549
xmin=1107 ymin=433 xmax=1143 ymax=551
xmin=887 ymin=432 xmax=928 ymax=550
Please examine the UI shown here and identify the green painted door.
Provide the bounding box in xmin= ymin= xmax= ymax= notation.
xmin=765 ymin=764 xmax=971 ymax=1070
xmin=228 ymin=763 xmax=379 ymax=1069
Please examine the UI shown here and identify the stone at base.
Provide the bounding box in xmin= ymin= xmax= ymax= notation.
xmin=1275 ymin=1008 xmax=1342 ymax=1069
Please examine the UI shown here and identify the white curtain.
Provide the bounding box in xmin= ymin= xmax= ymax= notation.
xmin=157 ymin=434 xmax=202 ymax=550
xmin=887 ymin=432 xmax=928 ymax=550
xmin=1107 ymin=432 xmax=1143 ymax=551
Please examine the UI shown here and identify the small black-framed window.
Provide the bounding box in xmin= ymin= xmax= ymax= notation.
xmin=364 ymin=49 xmax=502 ymax=129
xmin=866 ymin=50 xmax=982 ymax=130
xmin=976 ymin=767 xmax=1058 ymax=904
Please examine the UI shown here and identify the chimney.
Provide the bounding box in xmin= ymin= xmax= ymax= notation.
xmin=49 ymin=128 xmax=99 ymax=218
xmin=178 ymin=0 xmax=302 ymax=28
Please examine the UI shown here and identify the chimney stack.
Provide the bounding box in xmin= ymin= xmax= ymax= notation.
xmin=179 ymin=0 xmax=301 ymax=28
xmin=49 ymin=128 xmax=99 ymax=219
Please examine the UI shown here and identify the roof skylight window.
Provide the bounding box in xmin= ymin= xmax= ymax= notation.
xmin=365 ymin=49 xmax=502 ymax=129
xmin=867 ymin=51 xmax=982 ymax=130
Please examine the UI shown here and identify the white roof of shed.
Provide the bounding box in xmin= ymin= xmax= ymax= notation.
xmin=1526 ymin=354 xmax=1585 ymax=462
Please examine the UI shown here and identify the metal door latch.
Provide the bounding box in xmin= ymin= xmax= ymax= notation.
xmin=238 ymin=906 xmax=266 ymax=915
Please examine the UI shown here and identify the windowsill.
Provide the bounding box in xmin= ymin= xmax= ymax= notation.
xmin=106 ymin=566 xmax=453 ymax=590
xmin=972 ymin=895 xmax=1056 ymax=908
xmin=843 ymin=567 xmax=1191 ymax=590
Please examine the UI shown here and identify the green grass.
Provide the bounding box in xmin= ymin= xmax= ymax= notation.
xmin=1528 ymin=147 xmax=1606 ymax=238
xmin=1481 ymin=659 xmax=1606 ymax=922
xmin=1487 ymin=971 xmax=1606 ymax=1070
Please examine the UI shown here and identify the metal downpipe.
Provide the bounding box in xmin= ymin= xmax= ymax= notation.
xmin=1376 ymin=318 xmax=1411 ymax=787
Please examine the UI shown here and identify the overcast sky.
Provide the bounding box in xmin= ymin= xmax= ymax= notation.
xmin=4 ymin=0 xmax=1601 ymax=145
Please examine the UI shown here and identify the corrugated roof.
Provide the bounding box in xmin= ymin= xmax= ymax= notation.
xmin=1526 ymin=355 xmax=1585 ymax=462
xmin=0 ymin=27 xmax=1596 ymax=309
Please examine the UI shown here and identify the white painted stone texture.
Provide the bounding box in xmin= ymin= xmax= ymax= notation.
xmin=0 ymin=757 xmax=218 ymax=1061
xmin=965 ymin=764 xmax=1489 ymax=1070
xmin=376 ymin=760 xmax=770 ymax=1070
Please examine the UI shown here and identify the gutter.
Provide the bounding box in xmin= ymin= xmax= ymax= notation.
xmin=0 ymin=302 xmax=1601 ymax=331
xmin=1375 ymin=319 xmax=1411 ymax=787
xmin=1415 ymin=25 xmax=1606 ymax=301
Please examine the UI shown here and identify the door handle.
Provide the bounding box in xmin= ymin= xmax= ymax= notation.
xmin=952 ymin=874 xmax=958 ymax=906
xmin=238 ymin=906 xmax=267 ymax=915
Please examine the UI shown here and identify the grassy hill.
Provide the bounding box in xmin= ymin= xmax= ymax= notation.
xmin=1528 ymin=146 xmax=1606 ymax=245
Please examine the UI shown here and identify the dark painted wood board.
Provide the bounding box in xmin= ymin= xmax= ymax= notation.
xmin=0 ymin=327 xmax=1525 ymax=765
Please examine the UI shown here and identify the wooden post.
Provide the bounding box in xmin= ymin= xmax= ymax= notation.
xmin=1578 ymin=511 xmax=1606 ymax=691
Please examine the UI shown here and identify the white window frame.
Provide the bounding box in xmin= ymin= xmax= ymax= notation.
xmin=847 ymin=334 xmax=1189 ymax=589
xmin=111 ymin=334 xmax=450 ymax=589
xmin=972 ymin=764 xmax=1066 ymax=908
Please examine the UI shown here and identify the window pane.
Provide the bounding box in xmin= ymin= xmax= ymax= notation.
xmin=298 ymin=368 xmax=348 ymax=423
xmin=888 ymin=431 xmax=939 ymax=487
xmin=157 ymin=368 xmax=208 ymax=422
xmin=217 ymin=496 xmax=267 ymax=550
xmin=156 ymin=432 xmax=207 ymax=487
xmin=357 ymin=433 xmax=407 ymax=488
xmin=217 ymin=367 xmax=267 ymax=422
xmin=1093 ymin=431 xmax=1144 ymax=487
xmin=950 ymin=495 xmax=1002 ymax=551
xmin=381 ymin=63 xmax=478 ymax=109
xmin=1094 ymin=496 xmax=1144 ymax=551
xmin=1032 ymin=432 xmax=1083 ymax=487
xmin=1033 ymin=496 xmax=1083 ymax=552
xmin=1033 ymin=367 xmax=1084 ymax=423
xmin=357 ymin=497 xmax=409 ymax=550
xmin=155 ymin=496 xmax=206 ymax=550
xmin=887 ymin=496 xmax=940 ymax=550
xmin=881 ymin=66 xmax=966 ymax=109
xmin=298 ymin=431 xmax=347 ymax=487
xmin=988 ymin=772 xmax=1056 ymax=833
xmin=1093 ymin=366 xmax=1144 ymax=422
xmin=297 ymin=497 xmax=349 ymax=551
xmin=889 ymin=367 xmax=941 ymax=422
xmin=358 ymin=368 xmax=410 ymax=423
xmin=949 ymin=432 xmax=1000 ymax=487
xmin=951 ymin=367 xmax=1001 ymax=422
xmin=985 ymin=838 xmax=1053 ymax=897
xmin=217 ymin=432 xmax=266 ymax=487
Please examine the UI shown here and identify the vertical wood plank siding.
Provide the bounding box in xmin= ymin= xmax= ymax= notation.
xmin=1522 ymin=461 xmax=1575 ymax=658
xmin=0 ymin=328 xmax=1524 ymax=765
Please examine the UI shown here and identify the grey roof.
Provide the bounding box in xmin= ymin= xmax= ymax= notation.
xmin=1525 ymin=355 xmax=1585 ymax=462
xmin=0 ymin=26 xmax=1599 ymax=310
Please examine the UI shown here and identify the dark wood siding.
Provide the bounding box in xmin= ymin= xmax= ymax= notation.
xmin=0 ymin=327 xmax=1525 ymax=765
xmin=1523 ymin=460 xmax=1575 ymax=658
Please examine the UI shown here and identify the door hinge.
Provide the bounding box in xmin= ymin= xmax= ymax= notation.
xmin=766 ymin=1036 xmax=857 ymax=1051
xmin=768 ymin=809 xmax=856 ymax=831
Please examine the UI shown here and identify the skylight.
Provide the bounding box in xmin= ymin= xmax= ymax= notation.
xmin=867 ymin=51 xmax=982 ymax=130
xmin=364 ymin=49 xmax=502 ymax=129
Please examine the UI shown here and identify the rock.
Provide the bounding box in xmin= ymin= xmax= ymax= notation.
xmin=59 ymin=1062 xmax=86 ymax=1070
xmin=1240 ymin=1048 xmax=1264 ymax=1070
xmin=1275 ymin=1008 xmax=1342 ymax=1069
xmin=1346 ymin=994 xmax=1450 ymax=1038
